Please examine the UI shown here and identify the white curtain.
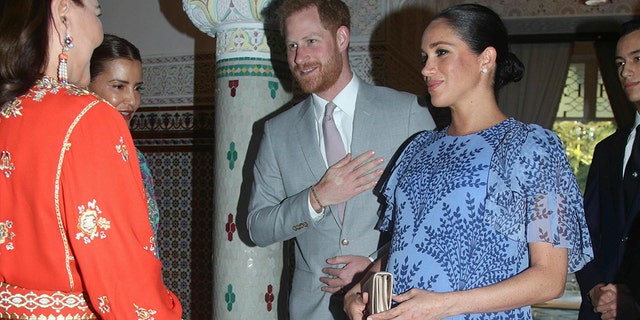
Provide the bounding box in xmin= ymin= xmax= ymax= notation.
xmin=498 ymin=43 xmax=573 ymax=129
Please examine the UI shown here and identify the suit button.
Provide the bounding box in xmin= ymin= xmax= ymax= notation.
xmin=341 ymin=239 xmax=349 ymax=246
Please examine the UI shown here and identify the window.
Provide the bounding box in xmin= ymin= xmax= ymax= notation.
xmin=553 ymin=42 xmax=616 ymax=192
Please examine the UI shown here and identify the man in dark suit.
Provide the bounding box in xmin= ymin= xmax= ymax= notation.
xmin=576 ymin=19 xmax=640 ymax=320
xmin=615 ymin=214 xmax=640 ymax=318
xmin=246 ymin=0 xmax=435 ymax=319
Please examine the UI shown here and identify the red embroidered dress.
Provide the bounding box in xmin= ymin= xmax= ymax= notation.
xmin=0 ymin=78 xmax=182 ymax=319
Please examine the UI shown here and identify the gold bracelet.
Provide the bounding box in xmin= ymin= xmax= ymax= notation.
xmin=310 ymin=186 xmax=325 ymax=211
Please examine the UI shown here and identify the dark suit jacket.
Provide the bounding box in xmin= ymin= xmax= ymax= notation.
xmin=576 ymin=125 xmax=640 ymax=319
xmin=617 ymin=213 xmax=640 ymax=305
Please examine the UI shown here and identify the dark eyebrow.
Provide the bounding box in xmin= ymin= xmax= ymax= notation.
xmin=616 ymin=49 xmax=640 ymax=60
xmin=429 ymin=41 xmax=454 ymax=49
xmin=109 ymin=79 xmax=144 ymax=87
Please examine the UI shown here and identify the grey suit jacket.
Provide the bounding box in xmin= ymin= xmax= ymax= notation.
xmin=247 ymin=79 xmax=435 ymax=320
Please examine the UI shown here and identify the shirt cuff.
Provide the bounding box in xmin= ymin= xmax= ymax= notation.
xmin=308 ymin=194 xmax=324 ymax=221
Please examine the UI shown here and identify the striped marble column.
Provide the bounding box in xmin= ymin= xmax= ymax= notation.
xmin=183 ymin=1 xmax=292 ymax=318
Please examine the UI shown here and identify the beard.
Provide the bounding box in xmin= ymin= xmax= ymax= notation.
xmin=293 ymin=48 xmax=343 ymax=94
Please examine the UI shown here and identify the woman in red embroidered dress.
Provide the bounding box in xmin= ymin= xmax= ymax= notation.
xmin=0 ymin=0 xmax=182 ymax=319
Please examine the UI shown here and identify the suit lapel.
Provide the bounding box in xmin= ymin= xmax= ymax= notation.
xmin=615 ymin=126 xmax=640 ymax=234
xmin=613 ymin=129 xmax=628 ymax=215
xmin=351 ymin=82 xmax=376 ymax=156
xmin=340 ymin=83 xmax=379 ymax=227
xmin=296 ymin=99 xmax=327 ymax=182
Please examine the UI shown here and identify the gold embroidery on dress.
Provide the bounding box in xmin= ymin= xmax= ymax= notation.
xmin=1 ymin=151 xmax=15 ymax=178
xmin=75 ymin=199 xmax=111 ymax=244
xmin=0 ymin=282 xmax=95 ymax=318
xmin=0 ymin=220 xmax=14 ymax=251
xmin=97 ymin=296 xmax=111 ymax=314
xmin=30 ymin=77 xmax=91 ymax=103
xmin=55 ymin=99 xmax=101 ymax=291
xmin=115 ymin=136 xmax=129 ymax=161
xmin=143 ymin=236 xmax=156 ymax=254
xmin=0 ymin=77 xmax=92 ymax=124
xmin=0 ymin=314 xmax=96 ymax=319
xmin=0 ymin=98 xmax=23 ymax=120
xmin=32 ymin=77 xmax=62 ymax=101
xmin=134 ymin=304 xmax=157 ymax=320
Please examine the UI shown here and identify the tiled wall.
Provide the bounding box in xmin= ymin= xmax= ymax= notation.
xmin=132 ymin=54 xmax=216 ymax=320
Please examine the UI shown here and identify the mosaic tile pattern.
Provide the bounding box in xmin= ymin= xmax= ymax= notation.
xmin=131 ymin=104 xmax=215 ymax=319
xmin=139 ymin=150 xmax=214 ymax=320
xmin=216 ymin=61 xmax=277 ymax=78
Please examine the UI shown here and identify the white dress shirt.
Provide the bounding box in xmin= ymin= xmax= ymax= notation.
xmin=623 ymin=111 xmax=640 ymax=177
xmin=308 ymin=75 xmax=359 ymax=218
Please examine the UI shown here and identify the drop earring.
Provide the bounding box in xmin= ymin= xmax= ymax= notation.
xmin=58 ymin=20 xmax=73 ymax=84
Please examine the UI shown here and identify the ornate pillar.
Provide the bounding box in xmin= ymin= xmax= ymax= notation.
xmin=183 ymin=1 xmax=291 ymax=319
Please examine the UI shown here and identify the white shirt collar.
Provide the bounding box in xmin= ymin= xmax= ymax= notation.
xmin=312 ymin=75 xmax=359 ymax=120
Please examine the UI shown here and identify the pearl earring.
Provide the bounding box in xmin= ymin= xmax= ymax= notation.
xmin=481 ymin=68 xmax=488 ymax=74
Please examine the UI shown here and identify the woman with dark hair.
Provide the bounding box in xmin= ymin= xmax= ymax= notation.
xmin=344 ymin=4 xmax=592 ymax=319
xmin=0 ymin=1 xmax=181 ymax=318
xmin=89 ymin=34 xmax=160 ymax=240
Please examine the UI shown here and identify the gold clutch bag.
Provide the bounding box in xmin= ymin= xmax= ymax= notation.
xmin=362 ymin=271 xmax=393 ymax=315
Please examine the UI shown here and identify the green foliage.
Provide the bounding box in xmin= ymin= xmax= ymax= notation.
xmin=552 ymin=121 xmax=617 ymax=193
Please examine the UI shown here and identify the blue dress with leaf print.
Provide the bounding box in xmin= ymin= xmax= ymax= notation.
xmin=378 ymin=118 xmax=593 ymax=319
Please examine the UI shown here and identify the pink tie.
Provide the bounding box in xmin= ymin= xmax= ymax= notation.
xmin=323 ymin=102 xmax=346 ymax=222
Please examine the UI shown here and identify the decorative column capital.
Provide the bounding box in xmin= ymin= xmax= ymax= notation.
xmin=183 ymin=0 xmax=282 ymax=60
xmin=182 ymin=0 xmax=269 ymax=36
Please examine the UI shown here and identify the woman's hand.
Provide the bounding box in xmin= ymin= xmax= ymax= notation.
xmin=344 ymin=289 xmax=368 ymax=320
xmin=367 ymin=288 xmax=454 ymax=320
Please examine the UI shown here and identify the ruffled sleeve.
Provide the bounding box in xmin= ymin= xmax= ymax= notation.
xmin=484 ymin=122 xmax=593 ymax=272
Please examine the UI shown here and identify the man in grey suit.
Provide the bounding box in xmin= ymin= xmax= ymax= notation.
xmin=247 ymin=0 xmax=435 ymax=318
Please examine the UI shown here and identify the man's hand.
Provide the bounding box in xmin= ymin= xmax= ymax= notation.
xmin=592 ymin=284 xmax=616 ymax=318
xmin=588 ymin=283 xmax=606 ymax=309
xmin=320 ymin=255 xmax=372 ymax=293
xmin=593 ymin=284 xmax=640 ymax=320
xmin=313 ymin=151 xmax=384 ymax=208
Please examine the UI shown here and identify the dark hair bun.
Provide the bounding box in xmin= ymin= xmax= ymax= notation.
xmin=496 ymin=52 xmax=524 ymax=90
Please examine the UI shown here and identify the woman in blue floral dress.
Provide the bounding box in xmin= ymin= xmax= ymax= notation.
xmin=344 ymin=4 xmax=593 ymax=319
